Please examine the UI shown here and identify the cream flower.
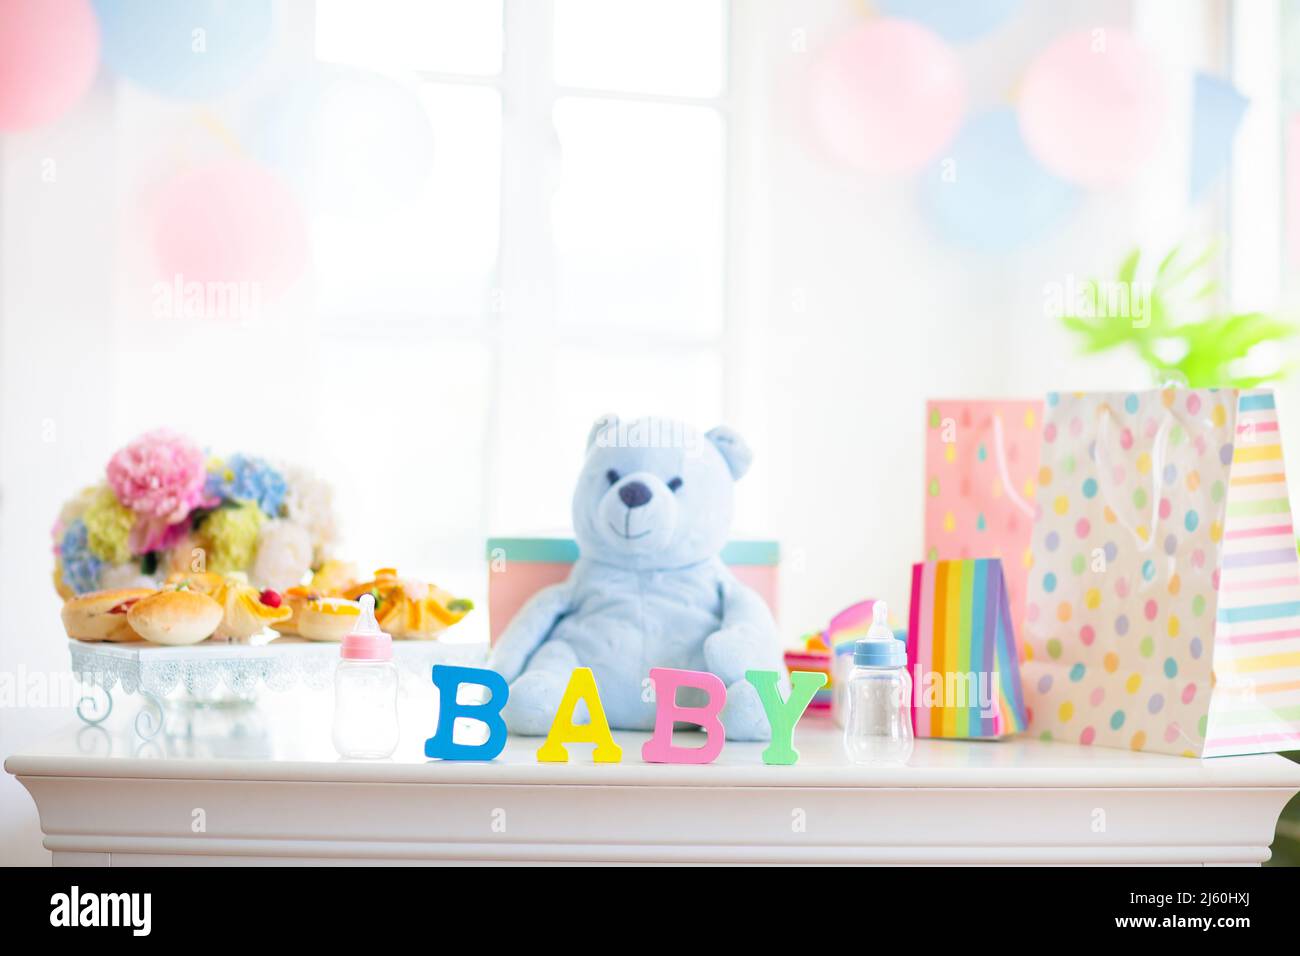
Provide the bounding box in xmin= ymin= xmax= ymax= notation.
xmin=251 ymin=519 xmax=314 ymax=592
xmin=279 ymin=464 xmax=339 ymax=563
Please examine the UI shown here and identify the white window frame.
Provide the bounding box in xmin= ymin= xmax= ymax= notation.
xmin=1227 ymin=0 xmax=1284 ymax=313
xmin=306 ymin=0 xmax=756 ymax=527
xmin=1134 ymin=0 xmax=1288 ymax=313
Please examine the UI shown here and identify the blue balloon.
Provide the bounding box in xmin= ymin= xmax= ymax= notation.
xmin=246 ymin=66 xmax=436 ymax=218
xmin=1190 ymin=72 xmax=1249 ymax=200
xmin=878 ymin=0 xmax=1022 ymax=42
xmin=92 ymin=0 xmax=273 ymax=100
xmin=919 ymin=108 xmax=1079 ymax=254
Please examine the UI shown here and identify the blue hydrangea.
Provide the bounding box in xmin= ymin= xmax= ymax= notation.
xmin=205 ymin=455 xmax=288 ymax=517
xmin=60 ymin=519 xmax=104 ymax=594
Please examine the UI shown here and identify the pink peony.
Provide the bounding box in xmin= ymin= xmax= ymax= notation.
xmin=106 ymin=429 xmax=215 ymax=552
xmin=130 ymin=515 xmax=192 ymax=556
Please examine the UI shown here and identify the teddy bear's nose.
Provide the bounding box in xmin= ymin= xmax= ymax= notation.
xmin=618 ymin=480 xmax=653 ymax=509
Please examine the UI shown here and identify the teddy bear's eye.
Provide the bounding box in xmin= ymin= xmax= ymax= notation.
xmin=605 ymin=469 xmax=621 ymax=486
xmin=667 ymin=476 xmax=683 ymax=492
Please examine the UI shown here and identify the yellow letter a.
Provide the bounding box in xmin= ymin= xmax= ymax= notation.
xmin=536 ymin=667 xmax=623 ymax=763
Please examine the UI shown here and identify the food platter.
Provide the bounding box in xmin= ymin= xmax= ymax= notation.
xmin=68 ymin=637 xmax=488 ymax=739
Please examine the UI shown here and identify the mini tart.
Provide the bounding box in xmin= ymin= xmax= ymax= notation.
xmin=308 ymin=560 xmax=358 ymax=596
xmin=126 ymin=588 xmax=223 ymax=646
xmin=273 ymin=588 xmax=360 ymax=641
xmin=343 ymin=568 xmax=472 ymax=639
xmin=163 ymin=571 xmax=227 ymax=595
xmin=61 ymin=588 xmax=157 ymax=642
xmin=380 ymin=586 xmax=468 ymax=640
xmin=213 ymin=580 xmax=292 ymax=641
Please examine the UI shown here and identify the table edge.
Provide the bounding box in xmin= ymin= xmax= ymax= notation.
xmin=9 ymin=752 xmax=1300 ymax=790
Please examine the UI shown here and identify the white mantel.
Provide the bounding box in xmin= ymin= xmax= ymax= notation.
xmin=7 ymin=690 xmax=1299 ymax=865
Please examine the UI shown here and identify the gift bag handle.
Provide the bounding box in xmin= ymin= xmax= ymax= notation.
xmin=1095 ymin=404 xmax=1175 ymax=552
xmin=992 ymin=413 xmax=1037 ymax=520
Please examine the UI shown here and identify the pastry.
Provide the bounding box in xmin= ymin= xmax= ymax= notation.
xmin=60 ymin=588 xmax=156 ymax=642
xmin=211 ymin=578 xmax=292 ymax=641
xmin=163 ymin=571 xmax=227 ymax=595
xmin=343 ymin=568 xmax=472 ymax=640
xmin=161 ymin=571 xmax=292 ymax=641
xmin=272 ymin=587 xmax=360 ymax=641
xmin=307 ymin=559 xmax=358 ymax=595
xmin=126 ymin=587 xmax=223 ymax=646
xmin=53 ymin=564 xmax=76 ymax=602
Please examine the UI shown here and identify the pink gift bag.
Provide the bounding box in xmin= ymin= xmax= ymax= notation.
xmin=924 ymin=399 xmax=1044 ymax=648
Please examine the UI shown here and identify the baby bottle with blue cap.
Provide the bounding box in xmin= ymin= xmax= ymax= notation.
xmin=843 ymin=602 xmax=914 ymax=765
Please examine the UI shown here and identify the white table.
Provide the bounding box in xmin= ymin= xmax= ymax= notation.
xmin=7 ymin=693 xmax=1300 ymax=865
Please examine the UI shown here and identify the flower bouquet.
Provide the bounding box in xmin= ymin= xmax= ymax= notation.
xmin=53 ymin=429 xmax=473 ymax=646
xmin=52 ymin=429 xmax=337 ymax=597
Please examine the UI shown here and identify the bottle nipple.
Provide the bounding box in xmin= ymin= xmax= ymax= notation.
xmin=853 ymin=600 xmax=905 ymax=668
xmin=355 ymin=593 xmax=381 ymax=635
xmin=866 ymin=601 xmax=892 ymax=641
xmin=341 ymin=593 xmax=392 ymax=661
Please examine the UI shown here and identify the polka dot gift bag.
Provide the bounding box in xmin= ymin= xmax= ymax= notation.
xmin=1023 ymin=387 xmax=1300 ymax=757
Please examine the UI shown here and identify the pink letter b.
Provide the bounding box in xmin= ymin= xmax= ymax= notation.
xmin=640 ymin=667 xmax=727 ymax=764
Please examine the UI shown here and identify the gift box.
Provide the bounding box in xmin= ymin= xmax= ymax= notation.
xmin=485 ymin=537 xmax=780 ymax=644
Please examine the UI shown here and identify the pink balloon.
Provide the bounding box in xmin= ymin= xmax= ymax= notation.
xmin=152 ymin=160 xmax=309 ymax=299
xmin=808 ymin=19 xmax=965 ymax=174
xmin=0 ymin=0 xmax=100 ymax=131
xmin=1018 ymin=29 xmax=1166 ymax=187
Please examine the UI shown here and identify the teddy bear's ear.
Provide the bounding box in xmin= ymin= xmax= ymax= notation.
xmin=587 ymin=413 xmax=620 ymax=451
xmin=706 ymin=425 xmax=752 ymax=480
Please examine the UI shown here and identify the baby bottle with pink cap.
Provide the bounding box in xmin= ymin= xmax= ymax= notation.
xmin=332 ymin=594 xmax=399 ymax=759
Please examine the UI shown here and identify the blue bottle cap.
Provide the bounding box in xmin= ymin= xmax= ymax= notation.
xmin=853 ymin=637 xmax=907 ymax=667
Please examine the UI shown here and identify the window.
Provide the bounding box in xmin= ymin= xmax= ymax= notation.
xmin=1282 ymin=0 xmax=1300 ymax=301
xmin=1227 ymin=0 xmax=1285 ymax=312
xmin=312 ymin=0 xmax=732 ymax=548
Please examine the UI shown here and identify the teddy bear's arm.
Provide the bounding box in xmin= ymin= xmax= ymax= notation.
xmin=719 ymin=569 xmax=778 ymax=635
xmin=488 ymin=580 xmax=576 ymax=684
xmin=703 ymin=569 xmax=783 ymax=685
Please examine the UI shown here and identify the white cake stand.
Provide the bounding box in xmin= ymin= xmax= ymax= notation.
xmin=68 ymin=636 xmax=489 ymax=739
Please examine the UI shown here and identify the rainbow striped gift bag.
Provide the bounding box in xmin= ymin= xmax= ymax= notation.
xmin=1023 ymin=387 xmax=1300 ymax=757
xmin=1204 ymin=390 xmax=1300 ymax=755
xmin=906 ymin=558 xmax=1028 ymax=738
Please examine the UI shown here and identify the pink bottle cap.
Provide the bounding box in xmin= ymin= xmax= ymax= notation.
xmin=341 ymin=594 xmax=393 ymax=661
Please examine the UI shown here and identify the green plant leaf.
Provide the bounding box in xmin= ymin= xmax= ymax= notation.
xmin=1158 ymin=242 xmax=1218 ymax=288
xmin=1058 ymin=241 xmax=1294 ymax=389
xmin=1117 ymin=248 xmax=1141 ymax=284
xmin=1156 ymin=244 xmax=1182 ymax=277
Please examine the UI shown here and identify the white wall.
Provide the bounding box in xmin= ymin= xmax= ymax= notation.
xmin=0 ymin=78 xmax=118 ymax=864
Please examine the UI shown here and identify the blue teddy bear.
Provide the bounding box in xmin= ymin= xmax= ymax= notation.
xmin=490 ymin=415 xmax=784 ymax=741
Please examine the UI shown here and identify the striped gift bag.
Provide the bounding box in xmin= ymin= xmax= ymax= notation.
xmin=1023 ymin=387 xmax=1300 ymax=757
xmin=1205 ymin=390 xmax=1300 ymax=755
xmin=906 ymin=558 xmax=1028 ymax=738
